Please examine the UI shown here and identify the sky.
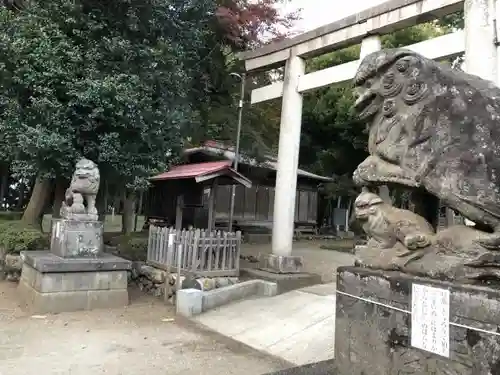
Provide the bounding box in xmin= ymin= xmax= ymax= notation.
xmin=279 ymin=0 xmax=389 ymax=33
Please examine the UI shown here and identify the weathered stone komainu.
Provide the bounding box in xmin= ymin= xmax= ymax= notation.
xmin=352 ymin=48 xmax=500 ymax=281
xmin=60 ymin=158 xmax=100 ymax=221
xmin=19 ymin=157 xmax=131 ymax=314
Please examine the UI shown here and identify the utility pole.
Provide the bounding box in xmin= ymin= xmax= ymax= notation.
xmin=228 ymin=72 xmax=246 ymax=233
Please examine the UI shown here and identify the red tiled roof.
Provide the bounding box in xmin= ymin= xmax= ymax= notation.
xmin=150 ymin=161 xmax=232 ymax=181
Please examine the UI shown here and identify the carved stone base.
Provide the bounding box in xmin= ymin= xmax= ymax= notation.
xmin=355 ymin=225 xmax=500 ymax=281
xmin=336 ymin=267 xmax=500 ymax=375
xmin=259 ymin=254 xmax=304 ymax=274
xmin=51 ymin=219 xmax=103 ymax=258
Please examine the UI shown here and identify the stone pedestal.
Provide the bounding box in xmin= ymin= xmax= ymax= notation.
xmin=335 ymin=266 xmax=500 ymax=375
xmin=18 ymin=251 xmax=131 ymax=314
xmin=51 ymin=219 xmax=103 ymax=257
xmin=247 ymin=254 xmax=321 ymax=293
xmin=260 ymin=254 xmax=304 ymax=273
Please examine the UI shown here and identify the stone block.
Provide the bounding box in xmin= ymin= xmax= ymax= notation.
xmin=4 ymin=254 xmax=21 ymax=271
xmin=258 ymin=280 xmax=278 ymax=296
xmin=17 ymin=280 xmax=129 ymax=314
xmin=17 ymin=250 xmax=131 ymax=314
xmin=260 ymin=254 xmax=303 ymax=273
xmin=241 ymin=268 xmax=322 ymax=294
xmin=21 ymin=251 xmax=131 ymax=273
xmin=50 ymin=219 xmax=103 ymax=257
xmin=335 ymin=266 xmax=500 ymax=375
xmin=176 ymin=289 xmax=203 ymax=317
xmin=176 ymin=280 xmax=278 ymax=316
xmin=201 ymin=280 xmax=276 ymax=312
xmin=20 ymin=263 xmax=128 ymax=293
xmin=138 ymin=264 xmax=166 ymax=284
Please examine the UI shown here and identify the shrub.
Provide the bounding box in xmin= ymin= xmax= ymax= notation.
xmin=108 ymin=233 xmax=149 ymax=261
xmin=0 ymin=221 xmax=50 ymax=254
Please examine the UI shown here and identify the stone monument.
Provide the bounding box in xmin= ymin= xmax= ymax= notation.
xmin=18 ymin=158 xmax=131 ymax=314
xmin=335 ymin=49 xmax=500 ymax=374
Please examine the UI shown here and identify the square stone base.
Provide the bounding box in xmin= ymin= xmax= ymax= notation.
xmin=260 ymin=254 xmax=304 ymax=273
xmin=241 ymin=268 xmax=321 ymax=294
xmin=18 ymin=251 xmax=131 ymax=314
xmin=51 ymin=219 xmax=104 ymax=258
xmin=336 ymin=266 xmax=500 ymax=375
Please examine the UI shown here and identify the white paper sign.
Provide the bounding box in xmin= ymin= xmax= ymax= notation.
xmin=411 ymin=284 xmax=450 ymax=357
xmin=55 ymin=221 xmax=61 ymax=238
xmin=168 ymin=233 xmax=175 ymax=247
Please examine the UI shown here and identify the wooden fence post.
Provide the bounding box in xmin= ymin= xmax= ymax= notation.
xmin=174 ymin=244 xmax=183 ymax=304
xmin=163 ymin=232 xmax=175 ymax=303
xmin=235 ymin=231 xmax=241 ymax=272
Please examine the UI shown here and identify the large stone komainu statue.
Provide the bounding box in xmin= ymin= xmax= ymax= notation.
xmin=351 ymin=48 xmax=500 ymax=280
xmin=60 ymin=158 xmax=100 ymax=221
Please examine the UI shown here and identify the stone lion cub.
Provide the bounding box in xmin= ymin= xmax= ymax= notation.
xmin=354 ymin=190 xmax=434 ymax=250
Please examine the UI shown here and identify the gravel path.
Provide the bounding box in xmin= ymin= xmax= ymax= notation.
xmin=0 ymin=283 xmax=289 ymax=375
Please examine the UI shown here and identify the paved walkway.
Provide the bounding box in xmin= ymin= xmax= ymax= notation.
xmin=194 ymin=283 xmax=337 ymax=366
xmin=0 ymin=283 xmax=290 ymax=375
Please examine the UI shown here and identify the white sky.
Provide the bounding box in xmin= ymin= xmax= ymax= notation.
xmin=280 ymin=0 xmax=389 ymax=33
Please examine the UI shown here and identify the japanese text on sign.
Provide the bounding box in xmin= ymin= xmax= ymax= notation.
xmin=411 ymin=283 xmax=450 ymax=358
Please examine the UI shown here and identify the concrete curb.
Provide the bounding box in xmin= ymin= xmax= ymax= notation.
xmin=176 ymin=279 xmax=278 ymax=317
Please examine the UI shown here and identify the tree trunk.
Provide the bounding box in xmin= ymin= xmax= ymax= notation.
xmin=103 ymin=180 xmax=109 ymax=216
xmin=0 ymin=164 xmax=9 ymax=210
xmin=21 ymin=176 xmax=53 ymax=229
xmin=133 ymin=191 xmax=144 ymax=232
xmin=345 ymin=197 xmax=353 ymax=231
xmin=335 ymin=196 xmax=342 ymax=233
xmin=122 ymin=191 xmax=136 ymax=234
xmin=113 ymin=194 xmax=121 ymax=214
xmin=52 ymin=178 xmax=67 ymax=219
xmin=16 ymin=182 xmax=25 ymax=211
xmin=96 ymin=178 xmax=108 ymax=222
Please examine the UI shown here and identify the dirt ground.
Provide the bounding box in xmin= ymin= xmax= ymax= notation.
xmin=0 ymin=283 xmax=290 ymax=375
xmin=240 ymin=240 xmax=356 ymax=283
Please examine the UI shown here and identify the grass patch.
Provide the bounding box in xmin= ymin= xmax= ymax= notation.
xmin=0 ymin=211 xmax=23 ymax=221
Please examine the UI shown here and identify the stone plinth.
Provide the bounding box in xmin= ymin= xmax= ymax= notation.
xmin=18 ymin=251 xmax=131 ymax=314
xmin=51 ymin=219 xmax=103 ymax=258
xmin=335 ymin=266 xmax=500 ymax=375
xmin=260 ymin=254 xmax=304 ymax=273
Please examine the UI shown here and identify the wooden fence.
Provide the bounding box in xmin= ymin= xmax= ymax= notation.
xmin=147 ymin=226 xmax=241 ymax=277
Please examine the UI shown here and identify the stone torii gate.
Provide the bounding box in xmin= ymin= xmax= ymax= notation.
xmin=238 ymin=0 xmax=500 ymax=273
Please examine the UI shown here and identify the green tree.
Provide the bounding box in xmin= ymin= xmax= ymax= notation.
xmin=0 ymin=0 xmax=299 ymax=230
xmin=0 ymin=0 xmax=216 ymax=229
xmin=185 ymin=0 xmax=298 ymax=157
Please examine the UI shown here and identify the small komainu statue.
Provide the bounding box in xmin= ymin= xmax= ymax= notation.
xmin=60 ymin=158 xmax=100 ymax=221
xmin=354 ymin=190 xmax=434 ymax=251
